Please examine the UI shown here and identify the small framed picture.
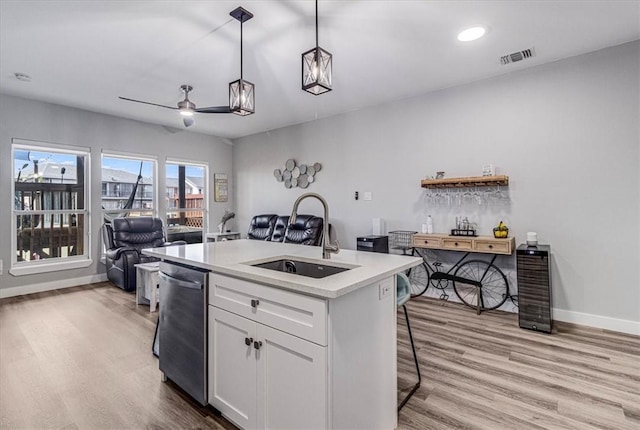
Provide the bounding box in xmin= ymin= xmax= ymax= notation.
xmin=214 ymin=173 xmax=228 ymax=202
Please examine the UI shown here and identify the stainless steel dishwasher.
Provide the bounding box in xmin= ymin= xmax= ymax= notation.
xmin=158 ymin=260 xmax=209 ymax=405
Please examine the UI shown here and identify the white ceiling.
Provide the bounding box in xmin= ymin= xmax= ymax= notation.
xmin=1 ymin=1 xmax=638 ymax=139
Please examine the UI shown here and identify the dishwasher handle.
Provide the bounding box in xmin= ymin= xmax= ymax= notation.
xmin=159 ymin=271 xmax=204 ymax=290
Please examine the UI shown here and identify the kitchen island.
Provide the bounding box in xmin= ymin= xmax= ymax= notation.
xmin=144 ymin=239 xmax=422 ymax=430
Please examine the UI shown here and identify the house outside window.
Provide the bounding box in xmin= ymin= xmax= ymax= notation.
xmin=11 ymin=139 xmax=91 ymax=275
xmin=166 ymin=160 xmax=207 ymax=244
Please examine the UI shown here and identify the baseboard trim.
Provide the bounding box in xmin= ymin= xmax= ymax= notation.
xmin=553 ymin=308 xmax=640 ymax=336
xmin=0 ymin=274 xmax=109 ymax=299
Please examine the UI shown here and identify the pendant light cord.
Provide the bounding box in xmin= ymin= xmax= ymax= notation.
xmin=240 ymin=13 xmax=244 ymax=80
xmin=315 ymin=0 xmax=319 ymax=47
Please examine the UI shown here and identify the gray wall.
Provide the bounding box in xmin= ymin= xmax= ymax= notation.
xmin=233 ymin=41 xmax=639 ymax=323
xmin=0 ymin=95 xmax=233 ymax=290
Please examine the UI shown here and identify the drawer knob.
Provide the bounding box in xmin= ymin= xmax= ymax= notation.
xmin=254 ymin=340 xmax=263 ymax=350
xmin=251 ymin=299 xmax=260 ymax=308
xmin=245 ymin=337 xmax=253 ymax=346
xmin=454 ymin=242 xmax=458 ymax=246
xmin=488 ymin=244 xmax=493 ymax=249
xmin=424 ymin=240 xmax=429 ymax=244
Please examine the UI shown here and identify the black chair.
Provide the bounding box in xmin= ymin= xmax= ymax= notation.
xmin=102 ymin=217 xmax=185 ymax=292
xmin=270 ymin=216 xmax=290 ymax=243
xmin=283 ymin=214 xmax=324 ymax=246
xmin=247 ymin=214 xmax=278 ymax=240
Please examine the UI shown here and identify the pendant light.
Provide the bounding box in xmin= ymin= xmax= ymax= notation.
xmin=229 ymin=7 xmax=255 ymax=116
xmin=302 ymin=0 xmax=332 ymax=95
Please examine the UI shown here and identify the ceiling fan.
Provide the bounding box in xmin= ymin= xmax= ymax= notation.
xmin=119 ymin=84 xmax=231 ymax=127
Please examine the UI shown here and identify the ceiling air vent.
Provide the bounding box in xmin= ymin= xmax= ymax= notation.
xmin=500 ymin=47 xmax=535 ymax=65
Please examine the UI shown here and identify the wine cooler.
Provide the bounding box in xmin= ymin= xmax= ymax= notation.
xmin=516 ymin=244 xmax=552 ymax=333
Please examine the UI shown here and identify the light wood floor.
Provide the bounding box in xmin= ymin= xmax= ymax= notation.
xmin=1 ymin=282 xmax=638 ymax=430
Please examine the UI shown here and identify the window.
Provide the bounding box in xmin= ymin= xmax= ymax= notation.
xmin=11 ymin=139 xmax=91 ymax=275
xmin=101 ymin=153 xmax=156 ymax=220
xmin=166 ymin=160 xmax=207 ymax=244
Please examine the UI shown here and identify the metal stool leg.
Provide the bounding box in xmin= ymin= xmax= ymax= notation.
xmin=398 ymin=304 xmax=421 ymax=412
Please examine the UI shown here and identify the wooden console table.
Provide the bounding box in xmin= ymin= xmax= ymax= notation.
xmin=412 ymin=233 xmax=515 ymax=255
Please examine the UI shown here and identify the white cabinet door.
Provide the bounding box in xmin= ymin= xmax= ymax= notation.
xmin=209 ymin=306 xmax=257 ymax=430
xmin=256 ymin=324 xmax=327 ymax=430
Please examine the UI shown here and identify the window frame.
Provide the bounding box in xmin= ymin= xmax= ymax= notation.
xmin=10 ymin=138 xmax=92 ymax=276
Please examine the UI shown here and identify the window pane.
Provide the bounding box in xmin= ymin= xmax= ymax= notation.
xmin=101 ymin=156 xmax=154 ymax=219
xmin=166 ymin=163 xmax=206 ymax=244
xmin=15 ymin=212 xmax=85 ymax=261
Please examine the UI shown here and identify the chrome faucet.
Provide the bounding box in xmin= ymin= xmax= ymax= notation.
xmin=288 ymin=192 xmax=340 ymax=259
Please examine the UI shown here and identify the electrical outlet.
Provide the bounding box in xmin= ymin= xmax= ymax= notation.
xmin=364 ymin=191 xmax=372 ymax=201
xmin=379 ymin=282 xmax=392 ymax=300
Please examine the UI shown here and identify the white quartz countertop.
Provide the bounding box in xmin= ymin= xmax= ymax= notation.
xmin=143 ymin=239 xmax=422 ymax=299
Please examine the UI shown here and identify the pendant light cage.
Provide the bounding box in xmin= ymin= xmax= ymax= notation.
xmin=229 ymin=78 xmax=255 ymax=116
xmin=302 ymin=0 xmax=332 ymax=95
xmin=229 ymin=7 xmax=255 ymax=116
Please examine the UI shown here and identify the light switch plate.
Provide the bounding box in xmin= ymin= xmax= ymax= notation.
xmin=0 ymin=259 xmax=3 ymax=275
xmin=364 ymin=191 xmax=372 ymax=201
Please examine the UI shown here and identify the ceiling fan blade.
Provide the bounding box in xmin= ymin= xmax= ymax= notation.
xmin=118 ymin=96 xmax=177 ymax=110
xmin=183 ymin=117 xmax=195 ymax=128
xmin=195 ymin=106 xmax=232 ymax=114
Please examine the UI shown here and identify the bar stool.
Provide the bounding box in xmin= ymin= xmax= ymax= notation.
xmin=396 ymin=272 xmax=421 ymax=411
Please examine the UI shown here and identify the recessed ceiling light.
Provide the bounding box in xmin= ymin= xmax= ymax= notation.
xmin=15 ymin=72 xmax=32 ymax=82
xmin=457 ymin=27 xmax=486 ymax=42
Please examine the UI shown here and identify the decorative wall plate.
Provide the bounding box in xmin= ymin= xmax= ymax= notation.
xmin=274 ymin=159 xmax=321 ymax=189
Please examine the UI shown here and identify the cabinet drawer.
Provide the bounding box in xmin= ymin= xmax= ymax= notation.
xmin=441 ymin=238 xmax=473 ymax=251
xmin=210 ymin=274 xmax=328 ymax=346
xmin=475 ymin=240 xmax=510 ymax=254
xmin=412 ymin=235 xmax=441 ymax=249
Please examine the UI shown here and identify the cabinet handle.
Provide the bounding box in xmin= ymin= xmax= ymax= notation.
xmin=251 ymin=299 xmax=260 ymax=308
xmin=245 ymin=337 xmax=253 ymax=346
xmin=424 ymin=240 xmax=429 ymax=244
xmin=454 ymin=242 xmax=458 ymax=246
xmin=253 ymin=340 xmax=263 ymax=350
xmin=488 ymin=244 xmax=493 ymax=249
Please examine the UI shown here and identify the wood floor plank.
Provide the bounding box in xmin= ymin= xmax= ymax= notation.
xmin=1 ymin=284 xmax=638 ymax=430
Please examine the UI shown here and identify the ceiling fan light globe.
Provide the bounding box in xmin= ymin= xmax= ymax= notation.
xmin=180 ymin=109 xmax=194 ymax=117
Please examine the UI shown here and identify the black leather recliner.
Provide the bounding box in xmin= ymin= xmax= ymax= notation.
xmin=247 ymin=214 xmax=278 ymax=240
xmin=276 ymin=215 xmax=324 ymax=246
xmin=102 ymin=217 xmax=185 ymax=292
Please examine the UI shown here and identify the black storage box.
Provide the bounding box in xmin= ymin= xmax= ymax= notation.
xmin=356 ymin=235 xmax=389 ymax=253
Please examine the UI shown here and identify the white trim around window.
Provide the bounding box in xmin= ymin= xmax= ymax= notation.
xmin=11 ymin=139 xmax=92 ymax=276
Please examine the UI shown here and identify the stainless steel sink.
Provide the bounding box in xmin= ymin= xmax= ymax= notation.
xmin=251 ymin=258 xmax=352 ymax=279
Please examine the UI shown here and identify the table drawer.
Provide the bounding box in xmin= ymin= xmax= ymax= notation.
xmin=441 ymin=238 xmax=473 ymax=251
xmin=412 ymin=235 xmax=441 ymax=249
xmin=210 ymin=274 xmax=328 ymax=346
xmin=475 ymin=240 xmax=510 ymax=254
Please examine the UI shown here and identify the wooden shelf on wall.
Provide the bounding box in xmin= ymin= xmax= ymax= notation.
xmin=421 ymin=175 xmax=509 ymax=189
